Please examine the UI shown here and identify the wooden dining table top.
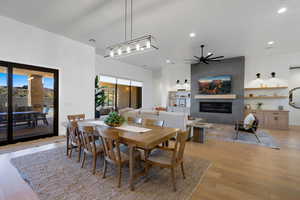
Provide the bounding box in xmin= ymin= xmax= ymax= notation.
xmin=67 ymin=119 xmax=180 ymax=149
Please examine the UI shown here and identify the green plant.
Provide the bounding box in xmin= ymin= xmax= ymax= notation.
xmin=104 ymin=112 xmax=125 ymax=127
xmin=95 ymin=75 xmax=107 ymax=118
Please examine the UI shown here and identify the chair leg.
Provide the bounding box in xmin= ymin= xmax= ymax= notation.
xmin=77 ymin=146 xmax=81 ymax=162
xmin=180 ymin=162 xmax=186 ymax=179
xmin=102 ymin=160 xmax=107 ymax=179
xmin=92 ymin=153 xmax=97 ymax=175
xmin=118 ymin=165 xmax=122 ymax=188
xmin=81 ymin=152 xmax=86 ymax=168
xmin=254 ymin=133 xmax=261 ymax=143
xmin=235 ymin=129 xmax=239 ymax=140
xmin=171 ymin=168 xmax=177 ymax=192
xmin=69 ymin=146 xmax=73 ymax=158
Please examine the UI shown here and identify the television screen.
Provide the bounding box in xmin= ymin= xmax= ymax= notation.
xmin=198 ymin=75 xmax=231 ymax=94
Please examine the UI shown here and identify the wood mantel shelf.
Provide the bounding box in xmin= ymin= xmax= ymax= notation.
xmin=245 ymin=86 xmax=288 ymax=91
xmin=244 ymin=96 xmax=287 ymax=99
xmin=194 ymin=94 xmax=237 ymax=99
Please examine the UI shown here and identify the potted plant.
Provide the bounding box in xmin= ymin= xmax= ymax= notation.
xmin=104 ymin=112 xmax=125 ymax=127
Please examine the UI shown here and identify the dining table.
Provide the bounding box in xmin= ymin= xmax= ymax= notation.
xmin=64 ymin=119 xmax=180 ymax=191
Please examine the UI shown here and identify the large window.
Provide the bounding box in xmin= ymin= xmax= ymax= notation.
xmin=0 ymin=61 xmax=58 ymax=145
xmin=98 ymin=75 xmax=142 ymax=111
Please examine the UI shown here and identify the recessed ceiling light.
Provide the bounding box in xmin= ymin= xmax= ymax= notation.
xmin=268 ymin=41 xmax=275 ymax=45
xmin=89 ymin=38 xmax=96 ymax=43
xmin=166 ymin=59 xmax=171 ymax=64
xmin=189 ymin=32 xmax=196 ymax=38
xmin=277 ymin=7 xmax=287 ymax=14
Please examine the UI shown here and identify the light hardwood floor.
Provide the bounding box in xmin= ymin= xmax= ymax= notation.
xmin=0 ymin=126 xmax=299 ymax=200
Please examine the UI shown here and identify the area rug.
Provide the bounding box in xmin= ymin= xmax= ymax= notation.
xmin=11 ymin=146 xmax=211 ymax=200
xmin=206 ymin=124 xmax=280 ymax=149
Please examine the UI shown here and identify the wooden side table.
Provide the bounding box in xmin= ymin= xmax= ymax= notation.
xmin=188 ymin=122 xmax=212 ymax=143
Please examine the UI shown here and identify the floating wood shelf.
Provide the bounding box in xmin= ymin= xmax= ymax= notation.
xmin=194 ymin=94 xmax=237 ymax=99
xmin=244 ymin=96 xmax=288 ymax=99
xmin=245 ymin=86 xmax=288 ymax=91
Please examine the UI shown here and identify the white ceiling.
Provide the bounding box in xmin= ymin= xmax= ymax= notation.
xmin=0 ymin=0 xmax=300 ymax=70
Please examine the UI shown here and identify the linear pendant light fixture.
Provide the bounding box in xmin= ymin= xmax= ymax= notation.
xmin=104 ymin=0 xmax=158 ymax=58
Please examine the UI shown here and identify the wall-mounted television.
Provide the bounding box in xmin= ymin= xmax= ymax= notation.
xmin=198 ymin=75 xmax=232 ymax=94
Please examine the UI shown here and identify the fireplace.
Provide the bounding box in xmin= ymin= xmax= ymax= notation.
xmin=200 ymin=102 xmax=232 ymax=113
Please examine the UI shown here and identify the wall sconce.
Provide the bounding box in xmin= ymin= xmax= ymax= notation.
xmin=271 ymin=72 xmax=276 ymax=78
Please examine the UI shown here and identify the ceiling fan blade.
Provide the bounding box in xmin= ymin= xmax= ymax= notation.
xmin=194 ymin=56 xmax=201 ymax=60
xmin=209 ymin=59 xmax=222 ymax=62
xmin=210 ymin=56 xmax=224 ymax=60
xmin=203 ymin=60 xmax=209 ymax=64
xmin=205 ymin=54 xmax=214 ymax=59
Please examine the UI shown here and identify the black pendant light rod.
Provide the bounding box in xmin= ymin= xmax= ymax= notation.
xmin=131 ymin=0 xmax=133 ymax=40
xmin=125 ymin=0 xmax=127 ymax=40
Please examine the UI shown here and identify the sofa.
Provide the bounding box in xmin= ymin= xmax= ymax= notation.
xmin=120 ymin=109 xmax=188 ymax=131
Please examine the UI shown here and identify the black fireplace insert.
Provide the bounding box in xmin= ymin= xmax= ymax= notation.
xmin=200 ymin=102 xmax=232 ymax=113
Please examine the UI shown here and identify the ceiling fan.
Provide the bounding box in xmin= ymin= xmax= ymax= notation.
xmin=185 ymin=45 xmax=224 ymax=64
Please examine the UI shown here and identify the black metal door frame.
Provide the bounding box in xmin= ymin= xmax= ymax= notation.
xmin=0 ymin=60 xmax=59 ymax=146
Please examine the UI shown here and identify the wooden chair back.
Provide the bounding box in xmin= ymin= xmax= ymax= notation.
xmin=79 ymin=126 xmax=97 ymax=153
xmin=127 ymin=117 xmax=142 ymax=125
xmin=67 ymin=114 xmax=85 ymax=122
xmin=172 ymin=130 xmax=189 ymax=165
xmin=144 ymin=119 xmax=164 ymax=127
xmin=97 ymin=127 xmax=122 ymax=164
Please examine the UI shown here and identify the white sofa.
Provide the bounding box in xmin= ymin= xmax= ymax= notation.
xmin=121 ymin=109 xmax=188 ymax=131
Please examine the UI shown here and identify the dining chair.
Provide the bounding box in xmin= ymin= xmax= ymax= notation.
xmin=66 ymin=121 xmax=82 ymax=162
xmin=145 ymin=130 xmax=189 ymax=192
xmin=66 ymin=114 xmax=85 ymax=159
xmin=67 ymin=114 xmax=85 ymax=122
xmin=127 ymin=117 xmax=143 ymax=125
xmin=97 ymin=127 xmax=141 ymax=188
xmin=79 ymin=126 xmax=103 ymax=174
xmin=143 ymin=119 xmax=164 ymax=127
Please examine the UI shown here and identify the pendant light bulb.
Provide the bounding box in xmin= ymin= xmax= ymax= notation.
xmin=127 ymin=46 xmax=131 ymax=53
xmin=118 ymin=48 xmax=122 ymax=55
xmin=110 ymin=51 xmax=114 ymax=57
xmin=136 ymin=44 xmax=140 ymax=51
xmin=146 ymin=41 xmax=151 ymax=48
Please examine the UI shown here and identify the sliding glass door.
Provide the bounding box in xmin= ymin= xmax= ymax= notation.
xmin=0 ymin=61 xmax=58 ymax=145
xmin=0 ymin=65 xmax=8 ymax=142
xmin=98 ymin=75 xmax=142 ymax=114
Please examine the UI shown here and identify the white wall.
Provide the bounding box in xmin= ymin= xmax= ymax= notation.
xmin=0 ymin=16 xmax=96 ymax=135
xmin=154 ymin=64 xmax=191 ymax=107
xmin=95 ymin=55 xmax=154 ymax=109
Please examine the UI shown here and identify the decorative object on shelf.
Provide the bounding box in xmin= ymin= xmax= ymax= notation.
xmin=184 ymin=45 xmax=224 ymax=64
xmin=256 ymin=102 xmax=263 ymax=110
xmin=256 ymin=73 xmax=261 ymax=79
xmin=278 ymin=105 xmax=284 ymax=110
xmin=249 ymin=93 xmax=254 ymax=97
xmin=104 ymin=0 xmax=158 ymax=58
xmin=104 ymin=112 xmax=125 ymax=127
xmin=289 ymin=87 xmax=300 ymax=109
xmin=245 ymin=104 xmax=252 ymax=110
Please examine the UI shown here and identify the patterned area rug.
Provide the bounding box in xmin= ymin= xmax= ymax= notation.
xmin=207 ymin=124 xmax=280 ymax=149
xmin=11 ymin=146 xmax=211 ymax=200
